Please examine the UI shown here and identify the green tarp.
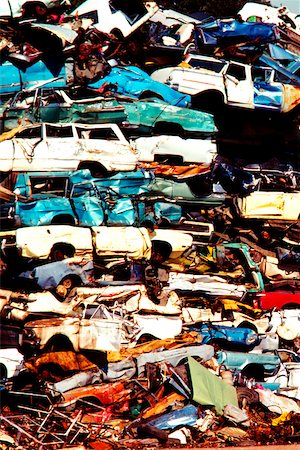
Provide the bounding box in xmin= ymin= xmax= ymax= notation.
xmin=188 ymin=356 xmax=238 ymax=415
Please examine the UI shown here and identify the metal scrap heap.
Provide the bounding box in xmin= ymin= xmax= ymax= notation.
xmin=0 ymin=0 xmax=299 ymax=448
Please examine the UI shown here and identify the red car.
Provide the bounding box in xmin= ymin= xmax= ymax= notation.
xmin=253 ymin=283 xmax=300 ymax=310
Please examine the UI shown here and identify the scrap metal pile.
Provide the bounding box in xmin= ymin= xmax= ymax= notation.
xmin=0 ymin=0 xmax=300 ymax=448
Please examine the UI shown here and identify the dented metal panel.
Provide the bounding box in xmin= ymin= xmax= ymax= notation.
xmin=13 ymin=225 xmax=93 ymax=259
xmin=92 ymin=226 xmax=152 ymax=260
xmin=237 ymin=191 xmax=300 ymax=220
xmin=281 ymin=84 xmax=300 ymax=113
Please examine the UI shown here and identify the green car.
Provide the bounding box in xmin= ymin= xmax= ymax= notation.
xmin=0 ymin=88 xmax=216 ymax=137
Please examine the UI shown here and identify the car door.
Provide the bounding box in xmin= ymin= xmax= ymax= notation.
xmin=224 ymin=62 xmax=253 ymax=108
xmin=37 ymin=90 xmax=69 ymax=122
xmin=42 ymin=123 xmax=78 ymax=170
xmin=11 ymin=125 xmax=43 ymax=171
xmin=71 ymin=182 xmax=105 ymax=226
xmin=79 ymin=304 xmax=122 ymax=351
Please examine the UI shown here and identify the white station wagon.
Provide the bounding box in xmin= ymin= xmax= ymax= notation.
xmin=0 ymin=122 xmax=138 ymax=175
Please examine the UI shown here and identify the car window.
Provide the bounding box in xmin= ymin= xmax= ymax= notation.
xmin=84 ymin=304 xmax=104 ymax=319
xmin=0 ymin=325 xmax=21 ymax=348
xmin=188 ymin=58 xmax=225 ymax=73
xmin=252 ymin=68 xmax=273 ymax=84
xmin=227 ymin=64 xmax=246 ymax=81
xmin=76 ymin=126 xmax=119 ymax=140
xmin=72 ymin=182 xmax=96 ymax=198
xmin=46 ymin=124 xmax=73 ymax=138
xmin=15 ymin=126 xmax=42 ymax=138
xmin=12 ymin=92 xmax=35 ymax=108
xmin=273 ymin=70 xmax=293 ymax=84
xmin=30 ymin=176 xmax=69 ymax=196
xmin=40 ymin=91 xmax=64 ymax=106
xmin=110 ymin=0 xmax=147 ymax=23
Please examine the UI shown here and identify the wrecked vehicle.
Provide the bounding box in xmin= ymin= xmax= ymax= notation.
xmin=0 ymin=223 xmax=192 ymax=265
xmin=71 ymin=0 xmax=159 ymax=39
xmin=194 ymin=18 xmax=280 ymax=52
xmin=0 ymin=122 xmax=138 ymax=174
xmin=0 ymin=88 xmax=216 ymax=136
xmin=0 ymin=88 xmax=127 ymax=133
xmin=0 ymin=323 xmax=33 ymax=379
xmin=151 ymin=53 xmax=300 ymax=114
xmin=238 ymin=2 xmax=300 ymax=35
xmin=120 ymin=97 xmax=217 ymax=137
xmin=233 ymin=190 xmax=300 ymax=220
xmin=0 ymin=224 xmax=152 ymax=262
xmin=216 ymin=350 xmax=281 ymax=380
xmin=254 ymin=283 xmax=300 ymax=310
xmin=0 ymin=170 xmax=183 ymax=229
xmin=134 ymin=134 xmax=217 ymax=165
xmin=186 ymin=323 xmax=259 ymax=350
xmin=89 ymin=65 xmax=191 ymax=108
xmin=181 ymin=304 xmax=271 ymax=334
xmin=168 ymin=242 xmax=265 ymax=294
xmin=24 ymin=301 xmax=183 ymax=353
xmin=136 ymin=343 xmax=214 ymax=376
xmin=0 ymin=348 xmax=25 ymax=380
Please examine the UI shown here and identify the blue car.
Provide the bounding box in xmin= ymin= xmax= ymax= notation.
xmin=187 ymin=323 xmax=259 ymax=349
xmin=89 ymin=65 xmax=191 ymax=108
xmin=196 ymin=19 xmax=279 ymax=48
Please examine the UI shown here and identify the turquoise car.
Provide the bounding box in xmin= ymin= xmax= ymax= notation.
xmin=0 ymin=170 xmax=182 ymax=229
xmin=216 ymin=350 xmax=281 ymax=380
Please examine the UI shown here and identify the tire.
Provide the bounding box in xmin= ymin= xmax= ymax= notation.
xmin=136 ymin=333 xmax=156 ymax=344
xmin=110 ymin=29 xmax=124 ymax=43
xmin=56 ymin=275 xmax=82 ymax=299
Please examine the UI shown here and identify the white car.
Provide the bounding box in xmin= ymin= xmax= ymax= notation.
xmin=71 ymin=0 xmax=159 ymax=39
xmin=0 ymin=348 xmax=24 ymax=379
xmin=0 ymin=225 xmax=192 ymax=262
xmin=151 ymin=53 xmax=300 ymax=114
xmin=0 ymin=122 xmax=138 ymax=174
xmin=133 ymin=135 xmax=217 ymax=165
